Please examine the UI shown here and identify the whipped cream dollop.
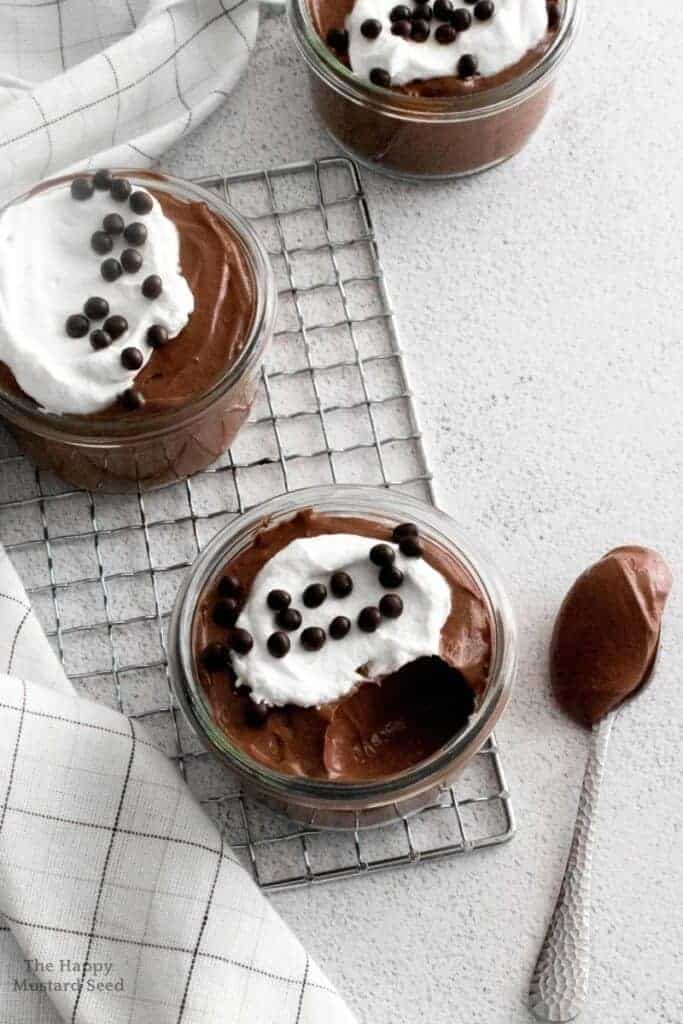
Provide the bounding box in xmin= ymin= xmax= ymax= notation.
xmin=232 ymin=534 xmax=452 ymax=708
xmin=347 ymin=0 xmax=549 ymax=86
xmin=0 ymin=183 xmax=194 ymax=414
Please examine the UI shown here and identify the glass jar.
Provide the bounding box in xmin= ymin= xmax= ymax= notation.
xmin=0 ymin=171 xmax=277 ymax=492
xmin=288 ymin=0 xmax=582 ymax=180
xmin=169 ymin=485 xmax=517 ymax=829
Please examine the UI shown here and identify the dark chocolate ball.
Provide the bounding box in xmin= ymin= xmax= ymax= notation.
xmin=411 ymin=18 xmax=430 ymax=40
xmin=303 ymin=583 xmax=327 ymax=608
xmin=100 ymin=258 xmax=122 ymax=282
xmin=121 ymin=346 xmax=143 ymax=371
xmin=330 ymin=571 xmax=353 ymax=598
xmin=380 ymin=594 xmax=404 ymax=619
xmin=413 ymin=3 xmax=433 ymax=20
xmin=124 ymin=221 xmax=148 ymax=246
xmin=129 ymin=190 xmax=153 ymax=215
xmin=91 ymin=230 xmax=113 ymax=255
xmin=435 ymin=22 xmax=457 ymax=42
xmin=103 ymin=212 xmax=125 ymax=236
xmin=103 ymin=314 xmax=128 ymax=340
xmin=83 ymin=296 xmax=109 ymax=320
xmin=218 ymin=574 xmax=242 ymax=599
xmin=358 ymin=606 xmax=381 ymax=633
xmin=392 ymin=522 xmax=419 ymax=542
xmin=451 ymin=6 xmax=472 ymax=28
xmin=267 ymin=631 xmax=291 ymax=658
xmin=390 ymin=4 xmax=411 ymax=19
xmin=457 ymin=52 xmax=478 ymax=77
xmin=325 ymin=27 xmax=349 ymax=53
xmin=277 ymin=607 xmax=302 ymax=632
xmin=370 ymin=68 xmax=392 ymax=88
xmin=119 ymin=387 xmax=145 ymax=410
xmin=230 ymin=628 xmax=253 ymax=655
xmin=93 ymin=169 xmax=113 ymax=191
xmin=70 ymin=176 xmax=94 ymax=200
xmin=142 ymin=274 xmax=163 ymax=299
xmin=433 ymin=0 xmax=453 ymax=19
xmin=121 ymin=248 xmax=143 ymax=274
xmin=370 ymin=543 xmax=395 ymax=568
xmin=360 ymin=18 xmax=382 ymax=38
xmin=379 ymin=564 xmax=404 ymax=589
xmin=474 ymin=0 xmax=494 ymax=18
xmin=391 ymin=19 xmax=412 ymax=36
xmin=201 ymin=641 xmax=230 ymax=671
xmin=89 ymin=329 xmax=112 ymax=351
xmin=110 ymin=177 xmax=132 ymax=202
xmin=65 ymin=314 xmax=89 ymax=338
xmin=267 ymin=589 xmax=291 ymax=611
xmin=301 ymin=626 xmax=326 ymax=651
xmin=399 ymin=535 xmax=424 ymax=558
xmin=147 ymin=324 xmax=169 ymax=349
xmin=329 ymin=616 xmax=351 ymax=640
xmin=212 ymin=597 xmax=239 ymax=627
xmin=245 ymin=702 xmax=269 ymax=727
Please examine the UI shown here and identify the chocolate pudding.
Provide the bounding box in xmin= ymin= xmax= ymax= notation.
xmin=288 ymin=0 xmax=580 ymax=177
xmin=0 ymin=171 xmax=275 ymax=491
xmin=550 ymin=547 xmax=673 ymax=727
xmin=192 ymin=509 xmax=492 ymax=781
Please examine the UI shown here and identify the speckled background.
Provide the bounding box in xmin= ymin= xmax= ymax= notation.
xmin=18 ymin=1 xmax=683 ymax=1020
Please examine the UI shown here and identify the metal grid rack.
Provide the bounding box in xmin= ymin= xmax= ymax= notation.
xmin=0 ymin=157 xmax=514 ymax=891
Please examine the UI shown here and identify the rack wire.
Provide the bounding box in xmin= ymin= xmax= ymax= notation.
xmin=0 ymin=158 xmax=514 ymax=891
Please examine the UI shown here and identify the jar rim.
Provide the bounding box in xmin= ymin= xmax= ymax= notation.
xmin=288 ymin=0 xmax=582 ymax=122
xmin=0 ymin=170 xmax=277 ymax=443
xmin=168 ymin=485 xmax=517 ymax=807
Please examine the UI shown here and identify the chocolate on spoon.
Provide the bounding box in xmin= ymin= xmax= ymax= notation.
xmin=549 ymin=545 xmax=673 ymax=726
xmin=530 ymin=545 xmax=672 ymax=1022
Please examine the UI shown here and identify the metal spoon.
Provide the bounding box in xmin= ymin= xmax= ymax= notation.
xmin=528 ymin=642 xmax=660 ymax=1022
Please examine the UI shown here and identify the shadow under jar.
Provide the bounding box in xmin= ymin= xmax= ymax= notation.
xmin=168 ymin=486 xmax=517 ymax=829
xmin=288 ymin=0 xmax=582 ymax=179
xmin=0 ymin=172 xmax=276 ymax=492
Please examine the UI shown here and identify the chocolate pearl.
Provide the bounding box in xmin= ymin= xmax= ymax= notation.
xmin=329 ymin=616 xmax=351 ymax=640
xmin=245 ymin=702 xmax=269 ymax=728
xmin=547 ymin=0 xmax=561 ymax=28
xmin=142 ymin=274 xmax=163 ymax=299
xmin=104 ymin=314 xmax=128 ymax=340
xmin=121 ymin=346 xmax=143 ymax=371
xmin=213 ymin=597 xmax=239 ymax=627
xmin=93 ymin=169 xmax=113 ymax=191
xmin=303 ymin=583 xmax=327 ymax=608
xmin=65 ymin=314 xmax=89 ymax=338
xmin=358 ymin=606 xmax=381 ymax=633
xmin=103 ymin=212 xmax=125 ymax=236
xmin=119 ymin=387 xmax=145 ymax=410
xmin=201 ymin=641 xmax=230 ymax=670
xmin=457 ymin=52 xmax=478 ymax=77
xmin=267 ymin=589 xmax=291 ymax=611
xmin=326 ymin=27 xmax=349 ymax=53
xmin=411 ymin=18 xmax=430 ymax=40
xmin=121 ymin=247 xmax=143 ymax=273
xmin=129 ymin=190 xmax=153 ymax=215
xmin=101 ymin=258 xmax=122 ymax=282
xmin=390 ymin=4 xmax=411 ymax=19
xmin=124 ymin=221 xmax=148 ymax=246
xmin=370 ymin=67 xmax=392 ymax=88
xmin=230 ymin=628 xmax=253 ymax=655
xmin=91 ymin=230 xmax=113 ymax=255
xmin=370 ymin=543 xmax=395 ymax=568
xmin=392 ymin=522 xmax=419 ymax=542
xmin=379 ymin=564 xmax=404 ymax=589
xmin=413 ymin=3 xmax=432 ymax=20
xmin=474 ymin=0 xmax=494 ymax=18
xmin=70 ymin=176 xmax=94 ymax=201
xmin=110 ymin=177 xmax=132 ymax=202
xmin=218 ymin=573 xmax=242 ymax=599
xmin=380 ymin=593 xmax=403 ymax=619
xmin=399 ymin=535 xmax=424 ymax=558
xmin=435 ymin=22 xmax=457 ymax=42
xmin=451 ymin=6 xmax=472 ymax=28
xmin=391 ymin=19 xmax=412 ymax=36
xmin=147 ymin=324 xmax=169 ymax=349
xmin=330 ymin=571 xmax=353 ymax=598
xmin=277 ymin=607 xmax=302 ymax=631
xmin=268 ymin=631 xmax=290 ymax=658
xmin=90 ymin=329 xmax=112 ymax=351
xmin=361 ymin=18 xmax=382 ymax=38
xmin=301 ymin=626 xmax=326 ymax=651
xmin=84 ymin=296 xmax=109 ymax=320
xmin=433 ymin=0 xmax=453 ymax=18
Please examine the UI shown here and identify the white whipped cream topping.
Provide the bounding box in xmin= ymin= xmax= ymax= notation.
xmin=347 ymin=0 xmax=549 ymax=86
xmin=0 ymin=183 xmax=194 ymax=414
xmin=232 ymin=534 xmax=452 ymax=708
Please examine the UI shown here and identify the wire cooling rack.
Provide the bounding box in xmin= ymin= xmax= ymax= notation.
xmin=0 ymin=157 xmax=514 ymax=890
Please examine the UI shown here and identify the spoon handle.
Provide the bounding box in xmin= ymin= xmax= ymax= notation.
xmin=529 ymin=713 xmax=614 ymax=1022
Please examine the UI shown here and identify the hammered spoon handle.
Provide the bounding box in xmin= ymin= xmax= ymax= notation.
xmin=529 ymin=712 xmax=614 ymax=1022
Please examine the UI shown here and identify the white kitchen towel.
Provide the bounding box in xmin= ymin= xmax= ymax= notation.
xmin=0 ymin=0 xmax=260 ymax=203
xmin=0 ymin=545 xmax=357 ymax=1023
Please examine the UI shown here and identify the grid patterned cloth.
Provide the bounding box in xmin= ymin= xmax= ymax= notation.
xmin=0 ymin=0 xmax=260 ymax=202
xmin=0 ymin=545 xmax=357 ymax=1022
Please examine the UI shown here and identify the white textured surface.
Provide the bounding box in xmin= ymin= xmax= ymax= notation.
xmin=150 ymin=4 xmax=680 ymax=1022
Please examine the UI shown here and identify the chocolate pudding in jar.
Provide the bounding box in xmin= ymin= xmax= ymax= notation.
xmin=0 ymin=170 xmax=276 ymax=491
xmin=169 ymin=487 xmax=517 ymax=828
xmin=288 ymin=0 xmax=582 ymax=178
